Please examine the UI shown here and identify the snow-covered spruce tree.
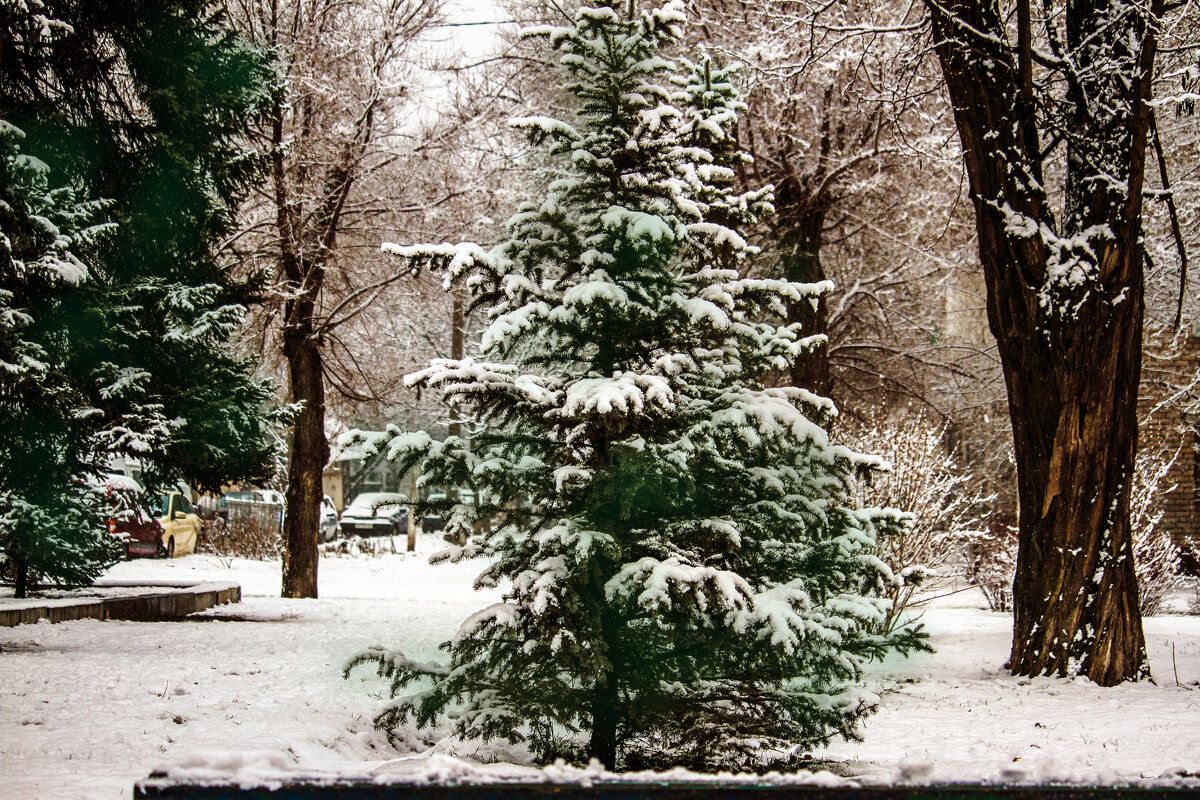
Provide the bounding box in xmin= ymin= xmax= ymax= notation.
xmin=0 ymin=120 xmax=120 ymax=597
xmin=1 ymin=0 xmax=281 ymax=492
xmin=1 ymin=0 xmax=280 ymax=594
xmin=347 ymin=1 xmax=926 ymax=771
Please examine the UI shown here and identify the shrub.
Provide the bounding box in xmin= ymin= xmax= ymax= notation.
xmin=1130 ymin=449 xmax=1185 ymax=616
xmin=198 ymin=512 xmax=280 ymax=561
xmin=843 ymin=407 xmax=992 ymax=630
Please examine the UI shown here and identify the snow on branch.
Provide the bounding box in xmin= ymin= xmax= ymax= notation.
xmin=558 ymin=373 xmax=675 ymax=419
xmin=605 ymin=556 xmax=753 ymax=617
xmin=380 ymin=241 xmax=491 ymax=290
xmin=510 ymin=116 xmax=581 ymax=143
xmin=406 ymin=358 xmax=559 ymax=409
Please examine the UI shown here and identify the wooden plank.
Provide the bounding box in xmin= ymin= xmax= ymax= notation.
xmin=133 ymin=782 xmax=1200 ymax=800
xmin=0 ymin=582 xmax=241 ymax=627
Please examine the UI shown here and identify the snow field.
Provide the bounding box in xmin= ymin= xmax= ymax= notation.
xmin=0 ymin=535 xmax=1198 ymax=799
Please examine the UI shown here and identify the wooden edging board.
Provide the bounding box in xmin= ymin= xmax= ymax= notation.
xmin=0 ymin=581 xmax=241 ymax=627
xmin=133 ymin=782 xmax=1200 ymax=799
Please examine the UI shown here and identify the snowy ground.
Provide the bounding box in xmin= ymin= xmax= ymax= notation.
xmin=1 ymin=534 xmax=1198 ymax=799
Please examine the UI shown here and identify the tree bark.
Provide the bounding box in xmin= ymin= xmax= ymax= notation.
xmin=926 ymin=0 xmax=1156 ymax=684
xmin=270 ymin=83 xmax=330 ymax=600
xmin=281 ymin=314 xmax=328 ymax=598
xmin=589 ymin=669 xmax=619 ymax=769
xmin=13 ymin=556 xmax=28 ymax=599
xmin=780 ymin=211 xmax=830 ymax=398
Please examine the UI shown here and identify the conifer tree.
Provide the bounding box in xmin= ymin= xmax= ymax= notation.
xmin=0 ymin=120 xmax=119 ymax=597
xmin=348 ymin=0 xmax=925 ymax=771
xmin=0 ymin=0 xmax=279 ymax=594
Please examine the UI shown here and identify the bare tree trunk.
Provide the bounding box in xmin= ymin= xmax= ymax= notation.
xmin=926 ymin=0 xmax=1156 ymax=684
xmin=281 ymin=313 xmax=328 ymax=598
xmin=781 ymin=211 xmax=830 ymax=397
xmin=270 ymin=89 xmax=330 ymax=599
xmin=589 ymin=668 xmax=619 ymax=769
xmin=13 ymin=557 xmax=28 ymax=599
xmin=231 ymin=0 xmax=443 ymax=596
xmin=998 ymin=243 xmax=1148 ymax=684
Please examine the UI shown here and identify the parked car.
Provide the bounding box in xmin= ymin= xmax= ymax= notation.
xmin=420 ymin=489 xmax=475 ymax=533
xmin=320 ymin=495 xmax=339 ymax=542
xmin=339 ymin=492 xmax=408 ymax=537
xmin=147 ymin=489 xmax=202 ymax=558
xmin=98 ymin=474 xmax=164 ymax=559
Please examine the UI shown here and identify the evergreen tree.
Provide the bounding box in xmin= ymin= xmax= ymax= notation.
xmin=0 ymin=119 xmax=119 ymax=597
xmin=0 ymin=0 xmax=279 ymax=594
xmin=347 ymin=0 xmax=925 ymax=771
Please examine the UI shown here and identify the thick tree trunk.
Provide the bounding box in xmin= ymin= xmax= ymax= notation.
xmin=1000 ymin=251 xmax=1148 ymax=684
xmin=926 ymin=0 xmax=1155 ymax=684
xmin=589 ymin=670 xmax=619 ymax=769
xmin=781 ymin=212 xmax=830 ymax=398
xmin=13 ymin=557 xmax=28 ymax=599
xmin=281 ymin=318 xmax=329 ymax=599
xmin=272 ymin=109 xmax=329 ymax=600
xmin=270 ymin=88 xmax=334 ymax=600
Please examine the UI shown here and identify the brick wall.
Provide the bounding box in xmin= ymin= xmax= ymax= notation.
xmin=1139 ymin=329 xmax=1200 ymax=546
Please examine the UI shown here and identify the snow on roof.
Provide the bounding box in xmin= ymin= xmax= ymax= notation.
xmin=94 ymin=473 xmax=144 ymax=494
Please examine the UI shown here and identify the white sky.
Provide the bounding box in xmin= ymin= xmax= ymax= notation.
xmin=431 ymin=0 xmax=511 ymax=64
xmin=405 ymin=0 xmax=512 ymax=127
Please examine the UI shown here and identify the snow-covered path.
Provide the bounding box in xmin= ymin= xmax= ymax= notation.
xmin=1 ymin=537 xmax=1198 ymax=799
xmin=0 ymin=538 xmax=497 ymax=799
xmin=824 ymin=599 xmax=1200 ymax=783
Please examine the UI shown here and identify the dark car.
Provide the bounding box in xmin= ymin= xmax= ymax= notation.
xmin=100 ymin=475 xmax=165 ymax=559
xmin=339 ymin=492 xmax=408 ymax=537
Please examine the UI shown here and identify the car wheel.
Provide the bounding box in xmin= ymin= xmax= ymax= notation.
xmin=166 ymin=537 xmax=175 ymax=559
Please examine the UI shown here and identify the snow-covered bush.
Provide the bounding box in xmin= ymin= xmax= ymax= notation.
xmin=345 ymin=1 xmax=925 ymax=772
xmin=1129 ymin=449 xmax=1185 ymax=616
xmin=965 ymin=524 xmax=1018 ymax=613
xmin=198 ymin=514 xmax=281 ymax=562
xmin=842 ymin=407 xmax=991 ymax=632
xmin=322 ymin=535 xmax=407 ymax=558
